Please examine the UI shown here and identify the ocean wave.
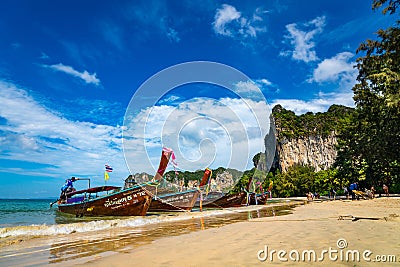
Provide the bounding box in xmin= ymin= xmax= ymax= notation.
xmin=0 ymin=205 xmax=266 ymax=238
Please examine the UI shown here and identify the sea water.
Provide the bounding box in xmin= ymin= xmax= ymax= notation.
xmin=0 ymin=199 xmax=57 ymax=227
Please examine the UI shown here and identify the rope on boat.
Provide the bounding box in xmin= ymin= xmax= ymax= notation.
xmin=138 ymin=180 xmax=195 ymax=212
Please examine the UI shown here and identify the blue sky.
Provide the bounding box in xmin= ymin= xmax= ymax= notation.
xmin=0 ymin=0 xmax=396 ymax=198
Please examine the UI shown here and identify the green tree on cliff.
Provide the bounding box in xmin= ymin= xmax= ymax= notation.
xmin=335 ymin=0 xmax=400 ymax=188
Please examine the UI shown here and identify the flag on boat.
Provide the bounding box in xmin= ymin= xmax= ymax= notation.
xmin=162 ymin=147 xmax=177 ymax=167
xmin=105 ymin=164 xmax=113 ymax=172
xmin=104 ymin=164 xmax=112 ymax=181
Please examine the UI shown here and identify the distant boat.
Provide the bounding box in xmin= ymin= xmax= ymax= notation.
xmin=246 ymin=179 xmax=272 ymax=205
xmin=195 ymin=169 xmax=246 ymax=209
xmin=247 ymin=192 xmax=268 ymax=205
xmin=200 ymin=191 xmax=246 ymax=208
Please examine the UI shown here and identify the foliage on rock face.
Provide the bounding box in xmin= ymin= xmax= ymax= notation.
xmin=272 ymin=104 xmax=354 ymax=141
xmin=335 ymin=0 xmax=400 ymax=189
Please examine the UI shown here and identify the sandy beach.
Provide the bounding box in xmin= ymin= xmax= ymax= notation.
xmin=80 ymin=197 xmax=400 ymax=266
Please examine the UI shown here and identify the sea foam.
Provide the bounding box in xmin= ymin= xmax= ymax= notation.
xmin=0 ymin=205 xmax=264 ymax=238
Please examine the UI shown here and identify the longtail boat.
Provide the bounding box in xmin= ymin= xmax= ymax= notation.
xmin=141 ymin=147 xmax=200 ymax=212
xmin=195 ymin=169 xmax=246 ymax=209
xmin=57 ymin=184 xmax=152 ymax=216
xmin=200 ymin=191 xmax=246 ymax=208
xmin=246 ymin=179 xmax=272 ymax=205
xmin=247 ymin=192 xmax=268 ymax=205
xmin=148 ymin=189 xmax=199 ymax=212
xmin=56 ymin=148 xmax=170 ymax=217
xmin=195 ymin=168 xmax=223 ymax=208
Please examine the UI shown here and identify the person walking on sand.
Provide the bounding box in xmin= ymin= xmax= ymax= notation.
xmin=343 ymin=187 xmax=349 ymax=199
xmin=370 ymin=186 xmax=376 ymax=198
xmin=332 ymin=189 xmax=336 ymax=200
xmin=383 ymin=184 xmax=389 ymax=197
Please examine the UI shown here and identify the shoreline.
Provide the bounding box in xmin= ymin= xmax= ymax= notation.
xmin=78 ymin=197 xmax=400 ymax=266
xmin=0 ymin=201 xmax=301 ymax=266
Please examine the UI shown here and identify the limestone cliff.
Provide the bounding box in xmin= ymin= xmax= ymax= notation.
xmin=274 ymin=133 xmax=337 ymax=172
xmin=267 ymin=104 xmax=353 ymax=173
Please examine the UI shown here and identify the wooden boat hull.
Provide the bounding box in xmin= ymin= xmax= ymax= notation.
xmin=246 ymin=193 xmax=268 ymax=205
xmin=194 ymin=191 xmax=224 ymax=207
xmin=201 ymin=192 xmax=246 ymax=208
xmin=148 ymin=189 xmax=200 ymax=212
xmin=58 ymin=186 xmax=152 ymax=216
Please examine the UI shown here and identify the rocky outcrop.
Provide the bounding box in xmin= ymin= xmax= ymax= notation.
xmin=274 ymin=132 xmax=337 ymax=172
xmin=264 ymin=104 xmax=353 ymax=173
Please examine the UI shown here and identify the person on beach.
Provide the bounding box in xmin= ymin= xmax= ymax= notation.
xmin=330 ymin=188 xmax=336 ymax=200
xmin=267 ymin=180 xmax=273 ymax=199
xmin=383 ymin=184 xmax=389 ymax=196
xmin=349 ymin=182 xmax=358 ymax=200
xmin=343 ymin=187 xmax=349 ymax=199
xmin=370 ymin=186 xmax=376 ymax=198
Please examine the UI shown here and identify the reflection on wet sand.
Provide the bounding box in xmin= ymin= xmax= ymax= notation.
xmin=0 ymin=202 xmax=303 ymax=266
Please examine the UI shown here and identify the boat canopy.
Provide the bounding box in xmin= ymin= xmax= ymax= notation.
xmin=66 ymin=186 xmax=121 ymax=197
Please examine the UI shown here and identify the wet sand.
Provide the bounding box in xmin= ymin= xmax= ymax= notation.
xmin=81 ymin=197 xmax=400 ymax=266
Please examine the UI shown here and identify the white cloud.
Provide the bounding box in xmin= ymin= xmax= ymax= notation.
xmin=213 ymin=4 xmax=241 ymax=36
xmin=44 ymin=63 xmax=101 ymax=86
xmin=256 ymin=78 xmax=272 ymax=87
xmin=123 ymin=97 xmax=272 ymax=174
xmin=234 ymin=78 xmax=278 ymax=99
xmin=0 ymin=81 xmax=125 ymax=183
xmin=212 ymin=4 xmax=267 ymax=39
xmin=281 ymin=16 xmax=326 ymax=63
xmin=254 ymin=78 xmax=280 ymax=94
xmin=271 ymin=91 xmax=354 ymax=115
xmin=235 ymin=81 xmax=260 ymax=94
xmin=309 ymin=52 xmax=357 ymax=85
